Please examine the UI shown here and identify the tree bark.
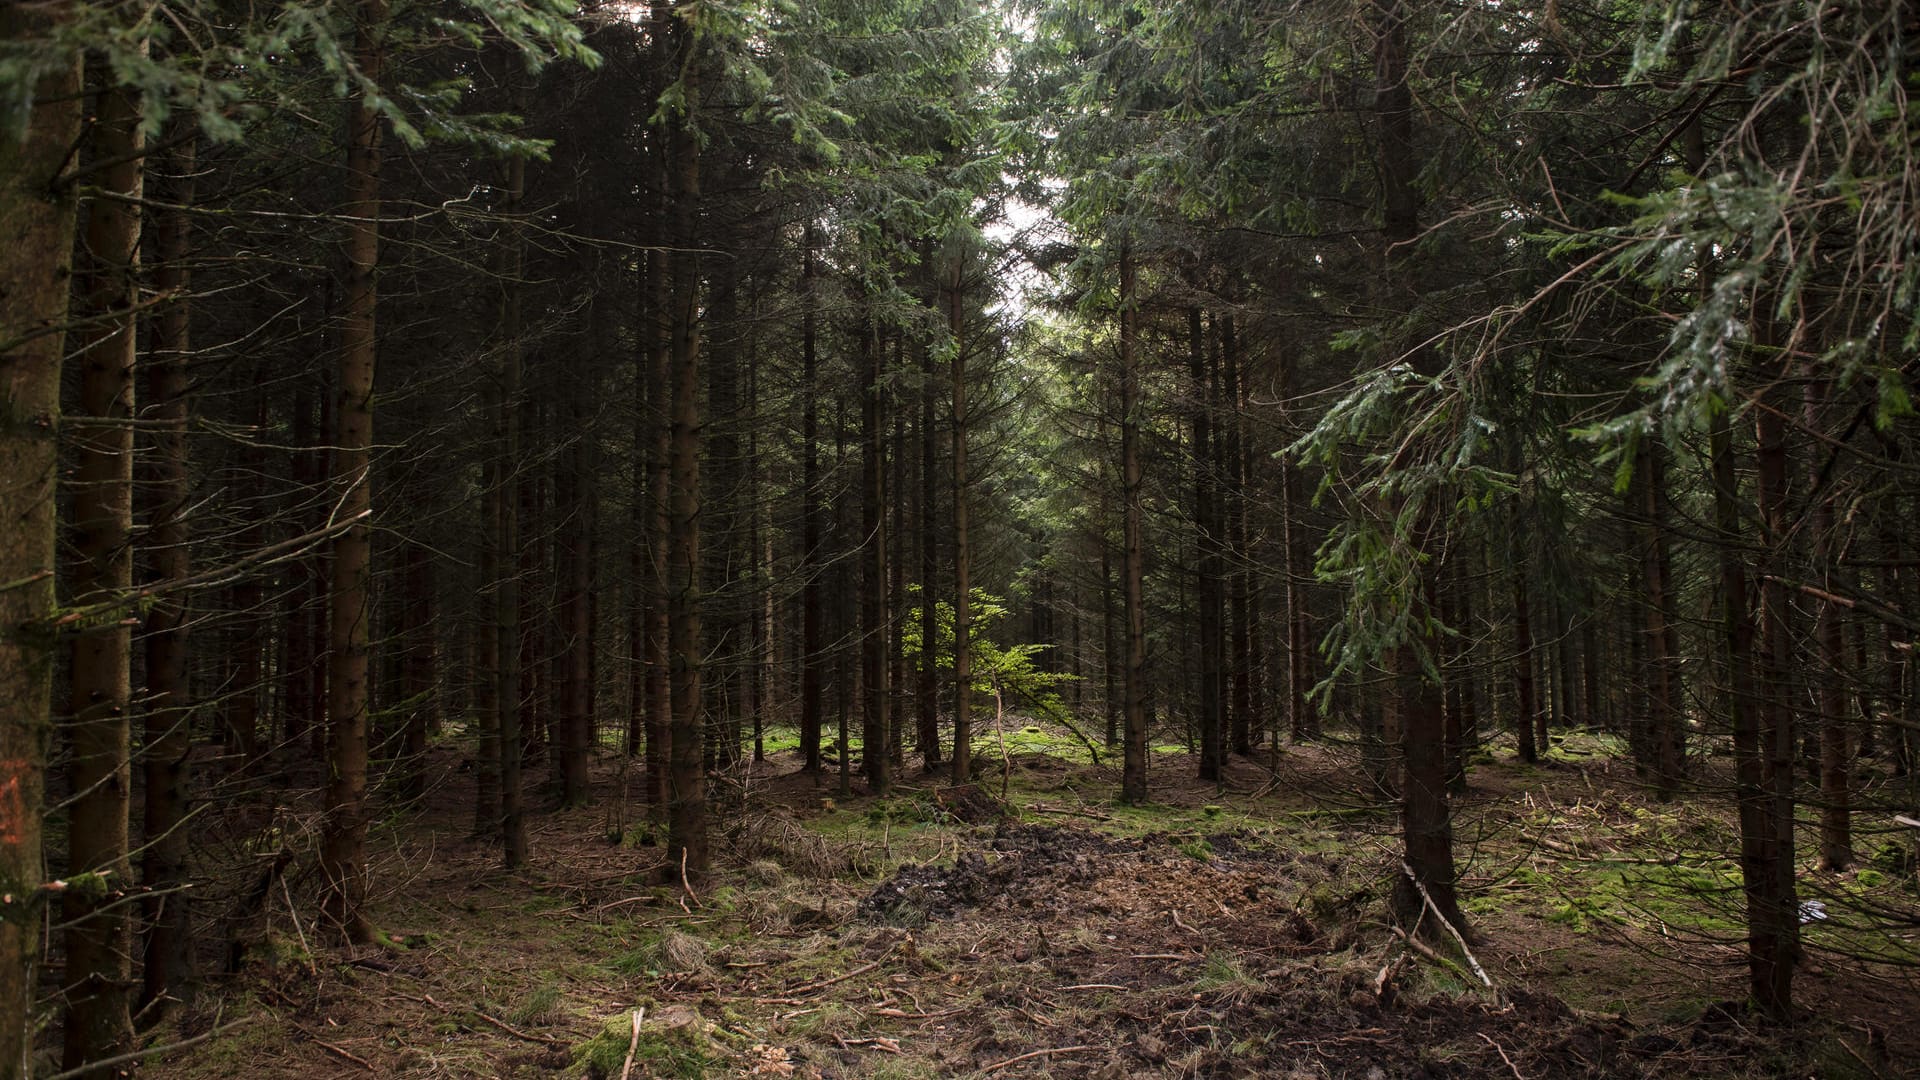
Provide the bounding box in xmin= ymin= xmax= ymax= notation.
xmin=1750 ymin=377 xmax=1799 ymax=1019
xmin=861 ymin=318 xmax=891 ymax=792
xmin=918 ymin=251 xmax=942 ymax=770
xmin=62 ymin=69 xmax=144 ymax=1074
xmin=1119 ymin=245 xmax=1149 ymax=803
xmin=1513 ymin=569 xmax=1539 ymax=764
xmin=140 ymin=130 xmax=196 ymax=1013
xmin=950 ymin=256 xmax=974 ymax=785
xmin=799 ymin=225 xmax=825 ymax=774
xmin=1189 ymin=307 xmax=1224 ymax=782
xmin=321 ymin=0 xmax=387 ymax=946
xmin=1803 ymin=367 xmax=1850 ymax=870
xmin=1639 ymin=444 xmax=1684 ymax=796
xmin=0 ymin=27 xmax=81 ymax=1076
xmin=665 ymin=10 xmax=708 ymax=875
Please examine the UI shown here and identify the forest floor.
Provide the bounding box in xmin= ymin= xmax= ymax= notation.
xmin=159 ymin=726 xmax=1920 ymax=1079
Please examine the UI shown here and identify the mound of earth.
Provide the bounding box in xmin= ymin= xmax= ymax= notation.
xmin=860 ymin=823 xmax=1144 ymax=921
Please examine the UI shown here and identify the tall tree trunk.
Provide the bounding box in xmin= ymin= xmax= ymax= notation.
xmin=398 ymin=537 xmax=435 ymax=801
xmin=1804 ymin=368 xmax=1850 ymax=870
xmin=1222 ymin=315 xmax=1254 ymax=756
xmin=1119 ymin=245 xmax=1149 ymax=803
xmin=1370 ymin=0 xmax=1462 ymax=930
xmin=1513 ymin=568 xmax=1539 ymax=764
xmin=0 ymin=29 xmax=82 ymax=1077
xmin=664 ymin=15 xmax=708 ymax=876
xmin=950 ymin=257 xmax=974 ymax=785
xmin=62 ymin=67 xmax=143 ymax=1076
xmin=918 ymin=263 xmax=941 ymax=770
xmin=1189 ymin=307 xmax=1224 ymax=782
xmin=861 ymin=318 xmax=891 ymax=792
xmin=1440 ymin=552 xmax=1468 ymax=793
xmin=284 ymin=386 xmax=324 ymax=764
xmin=888 ymin=334 xmax=908 ymax=770
xmin=1639 ymin=444 xmax=1684 ymax=795
xmin=1100 ymin=497 xmax=1119 ymax=749
xmin=491 ymin=149 xmax=527 ymax=865
xmin=703 ymin=268 xmax=741 ymax=772
xmin=645 ymin=233 xmax=673 ymax=819
xmin=321 ymin=0 xmax=386 ymax=946
xmin=798 ymin=226 xmax=824 ymax=774
xmin=557 ymin=378 xmax=595 ymax=808
xmin=140 ymin=131 xmax=196 ymax=1013
xmin=1751 ymin=377 xmax=1799 ymax=1019
xmin=1279 ymin=357 xmax=1314 ymax=740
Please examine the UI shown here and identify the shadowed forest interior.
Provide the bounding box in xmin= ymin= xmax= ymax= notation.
xmin=2 ymin=0 xmax=1918 ymax=1077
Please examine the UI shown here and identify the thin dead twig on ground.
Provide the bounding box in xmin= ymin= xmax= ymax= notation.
xmin=983 ymin=1046 xmax=1097 ymax=1072
xmin=619 ymin=1008 xmax=646 ymax=1080
xmin=289 ymin=1021 xmax=376 ymax=1072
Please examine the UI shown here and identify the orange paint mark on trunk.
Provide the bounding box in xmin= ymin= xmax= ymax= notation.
xmin=0 ymin=760 xmax=26 ymax=846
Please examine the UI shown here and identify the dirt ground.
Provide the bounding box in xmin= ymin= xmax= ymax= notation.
xmin=154 ymin=734 xmax=1920 ymax=1079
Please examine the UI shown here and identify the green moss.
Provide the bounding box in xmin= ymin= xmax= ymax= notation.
xmin=571 ymin=1009 xmax=715 ymax=1079
xmin=66 ymin=871 xmax=111 ymax=902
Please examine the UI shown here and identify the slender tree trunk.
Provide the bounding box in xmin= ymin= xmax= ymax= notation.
xmin=1751 ymin=378 xmax=1799 ymax=1019
xmin=665 ymin=16 xmax=708 ymax=875
xmin=1640 ymin=445 xmax=1684 ymax=796
xmin=861 ymin=316 xmax=891 ymax=792
xmin=1119 ymin=245 xmax=1149 ymax=803
xmin=321 ymin=0 xmax=386 ymax=946
xmin=1513 ymin=568 xmax=1539 ymax=764
xmin=1804 ymin=368 xmax=1850 ymax=870
xmin=140 ymin=131 xmax=196 ymax=1013
xmin=398 ymin=538 xmax=435 ymax=802
xmin=950 ymin=258 xmax=974 ymax=784
xmin=1101 ymin=510 xmax=1118 ymax=749
xmin=557 ymin=381 xmax=595 ymax=808
xmin=0 ymin=30 xmax=82 ymax=1077
xmin=492 ymin=149 xmax=527 ymax=865
xmin=1440 ymin=553 xmax=1468 ymax=793
xmin=1279 ymin=355 xmax=1314 ymax=740
xmin=799 ymin=226 xmax=824 ymax=774
xmin=645 ymin=240 xmax=672 ymax=821
xmin=918 ymin=266 xmax=941 ymax=770
xmin=1189 ymin=307 xmax=1224 ymax=782
xmin=1222 ymin=315 xmax=1254 ymax=755
xmin=61 ymin=68 xmax=143 ymax=1075
xmin=888 ymin=333 xmax=908 ymax=770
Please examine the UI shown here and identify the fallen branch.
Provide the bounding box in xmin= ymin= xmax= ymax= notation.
xmin=412 ymin=993 xmax=570 ymax=1048
xmin=619 ymin=1008 xmax=646 ymax=1080
xmin=41 ymin=1010 xmax=252 ymax=1080
xmin=1390 ymin=926 xmax=1471 ymax=985
xmin=983 ymin=1046 xmax=1096 ymax=1072
xmin=1025 ymin=803 xmax=1112 ymax=822
xmin=591 ymin=894 xmax=662 ymax=914
xmin=679 ymin=848 xmax=702 ymax=909
xmin=1057 ymin=983 xmax=1127 ymax=992
xmin=1400 ymin=861 xmax=1494 ymax=992
xmin=290 ymin=1022 xmax=376 ymax=1072
xmin=780 ymin=942 xmax=899 ymax=996
xmin=835 ymin=1035 xmax=903 ymax=1054
xmin=469 ymin=1007 xmax=569 ymax=1048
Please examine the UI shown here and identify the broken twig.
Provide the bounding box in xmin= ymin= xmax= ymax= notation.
xmin=983 ymin=1046 xmax=1096 ymax=1072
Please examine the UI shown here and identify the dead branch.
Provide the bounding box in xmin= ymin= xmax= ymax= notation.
xmin=983 ymin=1046 xmax=1097 ymax=1072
